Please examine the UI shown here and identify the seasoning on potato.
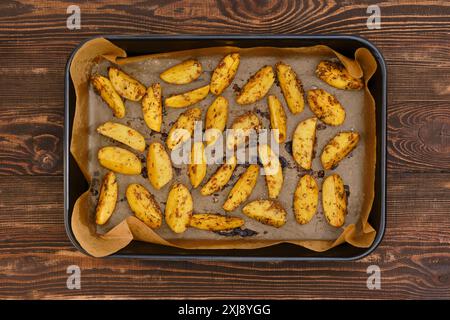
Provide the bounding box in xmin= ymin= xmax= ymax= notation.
xmin=223 ymin=164 xmax=259 ymax=211
xmin=258 ymin=144 xmax=283 ymax=199
xmin=166 ymin=107 xmax=202 ymax=150
xmin=293 ymin=174 xmax=319 ymax=225
xmin=188 ymin=141 xmax=207 ymax=188
xmin=147 ymin=142 xmax=173 ymax=190
xmin=164 ymin=84 xmax=210 ymax=108
xmin=292 ymin=117 xmax=317 ymax=170
xmin=96 ymin=121 xmax=146 ymax=152
xmin=141 ymin=83 xmax=162 ymax=132
xmin=205 ymin=96 xmax=229 ymax=146
xmin=321 ymin=131 xmax=360 ymax=170
xmin=316 ymin=60 xmax=364 ymax=90
xmin=276 ymin=62 xmax=305 ymax=114
xmin=200 ymin=155 xmax=237 ymax=196
xmin=95 ymin=171 xmax=118 ymax=225
xmin=189 ymin=213 xmax=244 ymax=231
xmin=210 ymin=53 xmax=240 ymax=95
xmin=165 ymin=183 xmax=193 ymax=233
xmin=126 ymin=183 xmax=162 ymax=228
xmin=108 ymin=67 xmax=146 ymax=101
xmin=160 ymin=59 xmax=202 ymax=85
xmin=236 ymin=65 xmax=275 ymax=105
xmin=322 ymin=174 xmax=347 ymax=227
xmin=242 ymin=200 xmax=287 ymax=228
xmin=97 ymin=146 xmax=142 ymax=175
xmin=226 ymin=111 xmax=261 ymax=150
xmin=307 ymin=88 xmax=346 ymax=126
xmin=91 ymin=74 xmax=126 ymax=118
xmin=267 ymin=95 xmax=287 ymax=143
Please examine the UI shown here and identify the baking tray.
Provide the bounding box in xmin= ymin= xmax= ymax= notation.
xmin=64 ymin=35 xmax=386 ymax=261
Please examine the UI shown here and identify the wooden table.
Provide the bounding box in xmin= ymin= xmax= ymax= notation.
xmin=0 ymin=0 xmax=449 ymax=299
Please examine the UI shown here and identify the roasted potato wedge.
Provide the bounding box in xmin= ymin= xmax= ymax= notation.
xmin=96 ymin=121 xmax=146 ymax=152
xmin=227 ymin=111 xmax=261 ymax=150
xmin=292 ymin=117 xmax=317 ymax=170
xmin=97 ymin=146 xmax=142 ymax=175
xmin=91 ymin=74 xmax=126 ymax=118
xmin=126 ymin=183 xmax=162 ymax=228
xmin=95 ymin=171 xmax=118 ymax=225
xmin=322 ymin=174 xmax=347 ymax=227
xmin=267 ymin=95 xmax=287 ymax=143
xmin=165 ymin=183 xmax=193 ymax=233
xmin=108 ymin=67 xmax=146 ymax=101
xmin=236 ymin=65 xmax=275 ymax=105
xmin=200 ymin=155 xmax=237 ymax=196
xmin=321 ymin=131 xmax=360 ymax=170
xmin=307 ymin=88 xmax=346 ymax=126
xmin=164 ymin=84 xmax=210 ymax=108
xmin=316 ymin=60 xmax=364 ymax=90
xmin=166 ymin=107 xmax=202 ymax=150
xmin=205 ymin=96 xmax=229 ymax=146
xmin=276 ymin=62 xmax=305 ymax=114
xmin=189 ymin=213 xmax=244 ymax=231
xmin=210 ymin=53 xmax=240 ymax=95
xmin=258 ymin=144 xmax=283 ymax=199
xmin=147 ymin=142 xmax=173 ymax=190
xmin=223 ymin=164 xmax=259 ymax=211
xmin=293 ymin=174 xmax=319 ymax=224
xmin=242 ymin=200 xmax=287 ymax=228
xmin=141 ymin=83 xmax=162 ymax=132
xmin=188 ymin=141 xmax=207 ymax=188
xmin=160 ymin=59 xmax=202 ymax=85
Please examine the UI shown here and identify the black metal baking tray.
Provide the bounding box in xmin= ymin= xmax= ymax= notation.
xmin=64 ymin=35 xmax=386 ymax=261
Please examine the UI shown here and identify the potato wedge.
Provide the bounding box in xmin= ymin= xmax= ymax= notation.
xmin=97 ymin=146 xmax=142 ymax=175
xmin=91 ymin=74 xmax=126 ymax=118
xmin=236 ymin=65 xmax=275 ymax=105
xmin=166 ymin=107 xmax=202 ymax=150
xmin=96 ymin=122 xmax=146 ymax=152
xmin=126 ymin=183 xmax=162 ymax=229
xmin=164 ymin=84 xmax=210 ymax=108
xmin=322 ymin=174 xmax=347 ymax=227
xmin=292 ymin=117 xmax=317 ymax=170
xmin=95 ymin=171 xmax=118 ymax=225
xmin=189 ymin=213 xmax=244 ymax=231
xmin=242 ymin=200 xmax=287 ymax=228
xmin=267 ymin=95 xmax=287 ymax=143
xmin=205 ymin=96 xmax=229 ymax=146
xmin=293 ymin=174 xmax=319 ymax=224
xmin=276 ymin=62 xmax=305 ymax=114
xmin=141 ymin=83 xmax=162 ymax=132
xmin=316 ymin=60 xmax=363 ymax=90
xmin=226 ymin=111 xmax=261 ymax=150
xmin=258 ymin=144 xmax=283 ymax=199
xmin=188 ymin=141 xmax=207 ymax=188
xmin=147 ymin=142 xmax=173 ymax=190
xmin=108 ymin=67 xmax=146 ymax=101
xmin=200 ymin=155 xmax=237 ymax=196
xmin=307 ymin=88 xmax=346 ymax=126
xmin=321 ymin=131 xmax=360 ymax=170
xmin=160 ymin=59 xmax=202 ymax=85
xmin=223 ymin=164 xmax=259 ymax=211
xmin=165 ymin=183 xmax=193 ymax=233
xmin=210 ymin=53 xmax=240 ymax=95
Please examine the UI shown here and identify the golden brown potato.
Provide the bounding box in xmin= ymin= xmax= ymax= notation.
xmin=210 ymin=53 xmax=240 ymax=95
xmin=96 ymin=121 xmax=146 ymax=152
xmin=258 ymin=144 xmax=283 ymax=199
xmin=307 ymin=88 xmax=346 ymax=126
xmin=97 ymin=146 xmax=142 ymax=175
xmin=293 ymin=174 xmax=319 ymax=224
xmin=189 ymin=213 xmax=244 ymax=231
xmin=126 ymin=183 xmax=162 ymax=229
xmin=141 ymin=83 xmax=162 ymax=132
xmin=108 ymin=67 xmax=146 ymax=101
xmin=226 ymin=111 xmax=261 ymax=150
xmin=91 ymin=74 xmax=126 ymax=118
xmin=165 ymin=183 xmax=193 ymax=233
xmin=160 ymin=59 xmax=202 ymax=85
xmin=95 ymin=171 xmax=118 ymax=225
xmin=223 ymin=164 xmax=259 ymax=211
xmin=321 ymin=131 xmax=360 ymax=170
xmin=242 ymin=200 xmax=287 ymax=228
xmin=292 ymin=117 xmax=317 ymax=170
xmin=147 ymin=142 xmax=173 ymax=190
xmin=205 ymin=96 xmax=229 ymax=146
xmin=164 ymin=84 xmax=210 ymax=108
xmin=316 ymin=60 xmax=364 ymax=90
xmin=236 ymin=65 xmax=275 ymax=105
xmin=276 ymin=62 xmax=305 ymax=114
xmin=267 ymin=95 xmax=287 ymax=143
xmin=322 ymin=174 xmax=347 ymax=227
xmin=166 ymin=107 xmax=202 ymax=150
xmin=188 ymin=141 xmax=207 ymax=188
xmin=200 ymin=155 xmax=237 ymax=196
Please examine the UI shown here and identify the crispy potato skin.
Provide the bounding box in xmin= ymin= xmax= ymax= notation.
xmin=322 ymin=174 xmax=347 ymax=227
xmin=227 ymin=111 xmax=261 ymax=150
xmin=166 ymin=107 xmax=202 ymax=150
xmin=276 ymin=62 xmax=305 ymax=114
xmin=200 ymin=155 xmax=237 ymax=196
xmin=165 ymin=183 xmax=193 ymax=233
xmin=236 ymin=65 xmax=275 ymax=105
xmin=95 ymin=171 xmax=118 ymax=225
xmin=164 ymin=84 xmax=210 ymax=108
xmin=188 ymin=141 xmax=207 ymax=188
xmin=160 ymin=59 xmax=202 ymax=85
xmin=316 ymin=60 xmax=364 ymax=90
xmin=96 ymin=121 xmax=146 ymax=152
xmin=292 ymin=117 xmax=317 ymax=170
xmin=321 ymin=131 xmax=360 ymax=170
xmin=91 ymin=74 xmax=126 ymax=118
xmin=147 ymin=142 xmax=173 ymax=190
xmin=307 ymin=88 xmax=346 ymax=126
xmin=293 ymin=174 xmax=319 ymax=224
xmin=189 ymin=213 xmax=244 ymax=231
xmin=141 ymin=83 xmax=162 ymax=132
xmin=108 ymin=67 xmax=146 ymax=101
xmin=267 ymin=95 xmax=287 ymax=143
xmin=258 ymin=144 xmax=283 ymax=199
xmin=126 ymin=184 xmax=162 ymax=228
xmin=97 ymin=146 xmax=142 ymax=175
xmin=205 ymin=96 xmax=229 ymax=146
xmin=223 ymin=164 xmax=259 ymax=211
xmin=242 ymin=200 xmax=287 ymax=228
xmin=210 ymin=53 xmax=240 ymax=95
